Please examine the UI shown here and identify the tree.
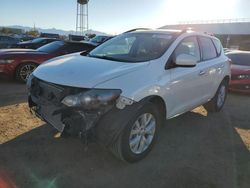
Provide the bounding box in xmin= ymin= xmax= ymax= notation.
xmin=0 ymin=28 xmax=11 ymax=34
xmin=25 ymin=29 xmax=39 ymax=37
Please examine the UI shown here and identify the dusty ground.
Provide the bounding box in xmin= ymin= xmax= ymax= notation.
xmin=0 ymin=80 xmax=249 ymax=188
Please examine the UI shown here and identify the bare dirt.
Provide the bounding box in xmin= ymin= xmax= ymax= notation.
xmin=0 ymin=80 xmax=249 ymax=188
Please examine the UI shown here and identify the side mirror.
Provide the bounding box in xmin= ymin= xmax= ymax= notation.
xmin=175 ymin=54 xmax=197 ymax=67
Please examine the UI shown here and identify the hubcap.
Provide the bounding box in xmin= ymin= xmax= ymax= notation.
xmin=129 ymin=113 xmax=156 ymax=154
xmin=217 ymin=85 xmax=226 ymax=108
xmin=19 ymin=64 xmax=36 ymax=82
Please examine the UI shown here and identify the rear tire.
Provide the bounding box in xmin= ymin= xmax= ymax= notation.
xmin=15 ymin=63 xmax=37 ymax=83
xmin=110 ymin=102 xmax=161 ymax=162
xmin=204 ymin=80 xmax=228 ymax=112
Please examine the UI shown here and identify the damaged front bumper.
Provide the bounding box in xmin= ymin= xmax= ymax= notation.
xmin=28 ymin=78 xmax=115 ymax=138
xmin=28 ymin=76 xmax=138 ymax=147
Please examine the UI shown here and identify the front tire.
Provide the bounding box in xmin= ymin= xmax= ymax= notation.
xmin=16 ymin=63 xmax=37 ymax=83
xmin=110 ymin=102 xmax=161 ymax=162
xmin=204 ymin=80 xmax=228 ymax=112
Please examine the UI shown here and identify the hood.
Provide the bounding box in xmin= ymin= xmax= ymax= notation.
xmin=231 ymin=64 xmax=250 ymax=74
xmin=33 ymin=53 xmax=149 ymax=88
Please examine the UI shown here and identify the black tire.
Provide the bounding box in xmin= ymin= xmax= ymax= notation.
xmin=15 ymin=63 xmax=37 ymax=83
xmin=110 ymin=102 xmax=161 ymax=163
xmin=204 ymin=79 xmax=228 ymax=112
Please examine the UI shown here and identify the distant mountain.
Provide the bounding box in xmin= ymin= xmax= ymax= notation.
xmin=2 ymin=25 xmax=107 ymax=36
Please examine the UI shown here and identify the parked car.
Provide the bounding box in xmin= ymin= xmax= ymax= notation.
xmin=11 ymin=37 xmax=60 ymax=49
xmin=40 ymin=33 xmax=60 ymax=39
xmin=0 ymin=35 xmax=19 ymax=49
xmin=84 ymin=35 xmax=113 ymax=46
xmin=19 ymin=36 xmax=35 ymax=42
xmin=69 ymin=34 xmax=86 ymax=42
xmin=226 ymin=51 xmax=250 ymax=93
xmin=28 ymin=29 xmax=231 ymax=162
xmin=0 ymin=41 xmax=97 ymax=82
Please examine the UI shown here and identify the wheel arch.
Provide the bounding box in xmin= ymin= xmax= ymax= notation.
xmin=140 ymin=95 xmax=167 ymax=120
xmin=95 ymin=95 xmax=167 ymax=147
xmin=223 ymin=75 xmax=230 ymax=85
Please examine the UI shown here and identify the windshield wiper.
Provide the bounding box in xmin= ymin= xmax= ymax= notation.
xmin=88 ymin=54 xmax=125 ymax=62
xmin=80 ymin=50 xmax=90 ymax=56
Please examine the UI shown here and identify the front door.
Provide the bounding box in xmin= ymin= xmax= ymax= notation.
xmin=166 ymin=36 xmax=210 ymax=117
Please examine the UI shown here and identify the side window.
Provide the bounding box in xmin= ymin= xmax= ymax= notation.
xmin=199 ymin=37 xmax=217 ymax=60
xmin=41 ymin=39 xmax=48 ymax=44
xmin=48 ymin=39 xmax=55 ymax=43
xmin=62 ymin=44 xmax=74 ymax=54
xmin=174 ymin=36 xmax=201 ymax=62
xmin=212 ymin=38 xmax=222 ymax=56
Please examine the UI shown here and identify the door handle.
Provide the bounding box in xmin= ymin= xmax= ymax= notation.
xmin=199 ymin=70 xmax=206 ymax=76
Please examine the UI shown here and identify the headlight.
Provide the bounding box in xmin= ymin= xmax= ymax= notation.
xmin=0 ymin=59 xmax=14 ymax=64
xmin=237 ymin=74 xmax=248 ymax=79
xmin=61 ymin=89 xmax=122 ymax=109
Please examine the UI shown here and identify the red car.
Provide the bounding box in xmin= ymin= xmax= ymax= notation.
xmin=0 ymin=41 xmax=97 ymax=82
xmin=226 ymin=51 xmax=250 ymax=93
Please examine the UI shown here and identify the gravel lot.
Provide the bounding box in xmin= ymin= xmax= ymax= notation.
xmin=0 ymin=80 xmax=249 ymax=188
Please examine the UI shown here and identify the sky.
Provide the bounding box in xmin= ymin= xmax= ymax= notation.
xmin=1 ymin=0 xmax=250 ymax=34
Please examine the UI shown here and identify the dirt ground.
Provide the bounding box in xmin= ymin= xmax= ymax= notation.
xmin=0 ymin=80 xmax=249 ymax=188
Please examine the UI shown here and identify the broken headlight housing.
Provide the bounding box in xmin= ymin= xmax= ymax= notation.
xmin=61 ymin=89 xmax=122 ymax=110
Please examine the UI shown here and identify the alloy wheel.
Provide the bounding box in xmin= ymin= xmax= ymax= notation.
xmin=217 ymin=85 xmax=226 ymax=108
xmin=129 ymin=113 xmax=156 ymax=154
xmin=19 ymin=64 xmax=36 ymax=82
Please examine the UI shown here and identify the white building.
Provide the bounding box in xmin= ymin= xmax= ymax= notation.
xmin=160 ymin=19 xmax=250 ymax=50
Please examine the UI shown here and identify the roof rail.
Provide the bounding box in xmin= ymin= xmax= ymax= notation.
xmin=180 ymin=27 xmax=193 ymax=34
xmin=204 ymin=31 xmax=214 ymax=36
xmin=123 ymin=28 xmax=151 ymax=33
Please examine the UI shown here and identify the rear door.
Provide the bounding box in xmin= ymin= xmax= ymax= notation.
xmin=198 ymin=36 xmax=222 ymax=98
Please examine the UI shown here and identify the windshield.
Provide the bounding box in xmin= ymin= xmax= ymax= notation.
xmin=32 ymin=38 xmax=45 ymax=43
xmin=227 ymin=53 xmax=250 ymax=66
xmin=89 ymin=33 xmax=174 ymax=62
xmin=37 ymin=41 xmax=65 ymax=53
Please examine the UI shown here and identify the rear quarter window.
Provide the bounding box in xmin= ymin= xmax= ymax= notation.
xmin=199 ymin=36 xmax=217 ymax=61
xmin=212 ymin=39 xmax=222 ymax=56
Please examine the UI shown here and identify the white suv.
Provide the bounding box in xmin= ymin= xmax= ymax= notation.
xmin=28 ymin=29 xmax=231 ymax=162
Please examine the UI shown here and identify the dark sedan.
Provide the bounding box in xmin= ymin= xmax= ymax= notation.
xmin=226 ymin=51 xmax=250 ymax=93
xmin=11 ymin=37 xmax=60 ymax=49
xmin=0 ymin=35 xmax=19 ymax=49
xmin=0 ymin=41 xmax=97 ymax=82
xmin=84 ymin=35 xmax=114 ymax=46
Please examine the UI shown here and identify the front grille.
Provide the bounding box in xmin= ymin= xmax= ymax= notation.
xmin=30 ymin=77 xmax=88 ymax=106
